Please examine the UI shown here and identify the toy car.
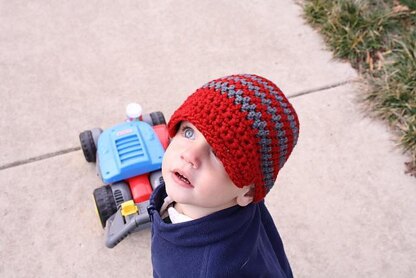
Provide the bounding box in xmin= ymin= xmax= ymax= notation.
xmin=79 ymin=104 xmax=168 ymax=248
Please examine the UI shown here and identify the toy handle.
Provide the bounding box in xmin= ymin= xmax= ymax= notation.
xmin=104 ymin=207 xmax=150 ymax=248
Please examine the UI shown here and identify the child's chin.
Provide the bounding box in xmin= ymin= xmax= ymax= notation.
xmin=165 ymin=181 xmax=182 ymax=197
xmin=165 ymin=186 xmax=188 ymax=203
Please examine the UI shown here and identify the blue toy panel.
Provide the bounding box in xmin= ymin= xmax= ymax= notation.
xmin=97 ymin=121 xmax=164 ymax=184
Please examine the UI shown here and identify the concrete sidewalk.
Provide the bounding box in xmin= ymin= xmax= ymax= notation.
xmin=0 ymin=1 xmax=415 ymax=277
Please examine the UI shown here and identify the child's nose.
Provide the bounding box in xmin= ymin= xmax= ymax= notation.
xmin=180 ymin=150 xmax=200 ymax=168
xmin=180 ymin=144 xmax=206 ymax=168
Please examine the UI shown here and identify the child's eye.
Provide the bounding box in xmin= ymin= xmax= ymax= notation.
xmin=182 ymin=126 xmax=195 ymax=139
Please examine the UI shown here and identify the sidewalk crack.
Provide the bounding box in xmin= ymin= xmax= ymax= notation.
xmin=289 ymin=78 xmax=360 ymax=99
xmin=0 ymin=78 xmax=360 ymax=171
xmin=0 ymin=147 xmax=81 ymax=171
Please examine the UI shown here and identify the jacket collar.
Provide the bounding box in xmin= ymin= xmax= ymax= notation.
xmin=149 ymin=183 xmax=261 ymax=247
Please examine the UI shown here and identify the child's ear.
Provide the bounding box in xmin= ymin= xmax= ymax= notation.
xmin=236 ymin=184 xmax=254 ymax=207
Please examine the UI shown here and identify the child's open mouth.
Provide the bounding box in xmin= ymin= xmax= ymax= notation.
xmin=174 ymin=171 xmax=193 ymax=187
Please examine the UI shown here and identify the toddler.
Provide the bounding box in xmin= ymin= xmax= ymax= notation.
xmin=148 ymin=74 xmax=299 ymax=277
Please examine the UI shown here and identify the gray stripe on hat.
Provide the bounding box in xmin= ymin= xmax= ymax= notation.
xmin=203 ymin=75 xmax=298 ymax=192
xmin=225 ymin=77 xmax=277 ymax=191
xmin=249 ymin=75 xmax=299 ymax=147
xmin=204 ymin=78 xmax=275 ymax=191
xmin=245 ymin=75 xmax=299 ymax=168
xmin=228 ymin=75 xmax=293 ymax=189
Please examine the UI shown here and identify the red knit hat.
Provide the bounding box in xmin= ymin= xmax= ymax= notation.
xmin=168 ymin=74 xmax=299 ymax=202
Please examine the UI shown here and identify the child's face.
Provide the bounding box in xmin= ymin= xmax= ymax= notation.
xmin=162 ymin=121 xmax=250 ymax=218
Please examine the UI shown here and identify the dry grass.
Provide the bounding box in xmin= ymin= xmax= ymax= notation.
xmin=304 ymin=0 xmax=416 ymax=175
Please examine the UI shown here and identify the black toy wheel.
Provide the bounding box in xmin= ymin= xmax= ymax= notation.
xmin=150 ymin=112 xmax=166 ymax=125
xmin=79 ymin=130 xmax=97 ymax=162
xmin=142 ymin=111 xmax=166 ymax=126
xmin=90 ymin=128 xmax=103 ymax=147
xmin=93 ymin=185 xmax=117 ymax=228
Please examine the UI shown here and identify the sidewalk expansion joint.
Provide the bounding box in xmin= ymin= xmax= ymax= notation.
xmin=289 ymin=78 xmax=360 ymax=99
xmin=0 ymin=147 xmax=81 ymax=171
xmin=0 ymin=78 xmax=359 ymax=171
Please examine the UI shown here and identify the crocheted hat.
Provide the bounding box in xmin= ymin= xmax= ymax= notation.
xmin=168 ymin=74 xmax=299 ymax=202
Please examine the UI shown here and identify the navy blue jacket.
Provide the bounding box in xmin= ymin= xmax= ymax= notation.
xmin=148 ymin=184 xmax=293 ymax=278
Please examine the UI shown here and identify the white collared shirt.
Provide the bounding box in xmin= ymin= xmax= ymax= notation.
xmin=160 ymin=196 xmax=193 ymax=224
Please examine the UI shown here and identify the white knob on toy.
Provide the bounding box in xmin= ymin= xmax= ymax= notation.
xmin=126 ymin=103 xmax=142 ymax=121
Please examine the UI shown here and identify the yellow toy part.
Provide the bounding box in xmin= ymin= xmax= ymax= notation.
xmin=121 ymin=200 xmax=138 ymax=216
